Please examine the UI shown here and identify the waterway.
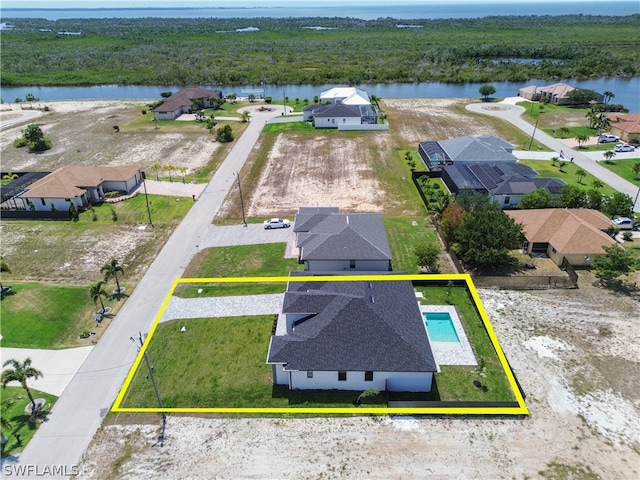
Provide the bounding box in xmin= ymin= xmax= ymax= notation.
xmin=2 ymin=78 xmax=638 ymax=111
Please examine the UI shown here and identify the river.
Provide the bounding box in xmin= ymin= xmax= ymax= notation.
xmin=2 ymin=78 xmax=638 ymax=111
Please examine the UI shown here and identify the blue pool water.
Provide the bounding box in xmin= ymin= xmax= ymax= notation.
xmin=423 ymin=312 xmax=460 ymax=343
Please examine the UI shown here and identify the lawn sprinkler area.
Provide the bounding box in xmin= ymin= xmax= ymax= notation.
xmin=113 ymin=274 xmax=527 ymax=415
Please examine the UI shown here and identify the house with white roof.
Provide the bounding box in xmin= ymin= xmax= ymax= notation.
xmin=302 ymin=87 xmax=386 ymax=130
xmin=319 ymin=87 xmax=371 ymax=105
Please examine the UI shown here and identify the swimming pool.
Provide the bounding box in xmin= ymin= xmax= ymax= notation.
xmin=423 ymin=312 xmax=460 ymax=343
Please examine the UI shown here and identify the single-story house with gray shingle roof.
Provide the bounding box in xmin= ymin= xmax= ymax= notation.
xmin=294 ymin=207 xmax=392 ymax=271
xmin=267 ymin=276 xmax=437 ymax=392
xmin=418 ymin=135 xmax=516 ymax=170
xmin=153 ymin=87 xmax=223 ymax=120
xmin=441 ymin=162 xmax=566 ymax=209
xmin=17 ymin=165 xmax=142 ymax=212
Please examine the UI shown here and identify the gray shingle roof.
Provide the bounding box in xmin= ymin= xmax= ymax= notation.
xmin=312 ymin=103 xmax=362 ymax=118
xmin=294 ymin=209 xmax=391 ymax=261
xmin=439 ymin=135 xmax=516 ymax=162
xmin=267 ymin=279 xmax=437 ymax=372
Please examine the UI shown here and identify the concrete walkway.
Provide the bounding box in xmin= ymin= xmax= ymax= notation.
xmin=466 ymin=99 xmax=640 ymax=212
xmin=15 ymin=105 xmax=288 ymax=479
xmin=0 ymin=347 xmax=94 ymax=397
xmin=160 ymin=294 xmax=284 ymax=323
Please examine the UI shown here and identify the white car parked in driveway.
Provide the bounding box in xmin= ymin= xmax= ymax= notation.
xmin=263 ymin=218 xmax=291 ymax=229
xmin=614 ymin=143 xmax=635 ymax=152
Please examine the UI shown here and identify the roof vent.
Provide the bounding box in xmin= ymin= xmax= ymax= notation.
xmin=370 ymin=295 xmax=375 ymax=303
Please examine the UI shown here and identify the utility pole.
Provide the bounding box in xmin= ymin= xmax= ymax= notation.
xmin=131 ymin=332 xmax=166 ymax=446
xmin=142 ymin=174 xmax=153 ymax=227
xmin=528 ymin=117 xmax=539 ymax=151
xmin=236 ymin=173 xmax=247 ymax=226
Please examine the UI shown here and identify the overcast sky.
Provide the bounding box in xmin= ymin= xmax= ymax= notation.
xmin=1 ymin=0 xmax=609 ymax=9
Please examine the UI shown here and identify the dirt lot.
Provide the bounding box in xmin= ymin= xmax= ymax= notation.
xmin=77 ymin=273 xmax=639 ymax=479
xmin=2 ymin=100 xmax=639 ymax=478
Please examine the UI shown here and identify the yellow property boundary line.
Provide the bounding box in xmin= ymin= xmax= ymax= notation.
xmin=112 ymin=273 xmax=528 ymax=415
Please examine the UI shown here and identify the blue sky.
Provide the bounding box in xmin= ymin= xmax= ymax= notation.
xmin=0 ymin=0 xmax=608 ymax=8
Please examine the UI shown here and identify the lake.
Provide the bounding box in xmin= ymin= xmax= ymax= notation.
xmin=1 ymin=78 xmax=638 ymax=112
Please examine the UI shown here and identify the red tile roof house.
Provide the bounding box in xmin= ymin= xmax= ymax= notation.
xmin=607 ymin=113 xmax=640 ymax=144
xmin=518 ymin=82 xmax=589 ymax=105
xmin=152 ymin=87 xmax=223 ymax=120
xmin=17 ymin=165 xmax=142 ymax=212
xmin=506 ymin=208 xmax=617 ymax=267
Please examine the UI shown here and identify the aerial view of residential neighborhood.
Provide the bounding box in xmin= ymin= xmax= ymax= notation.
xmin=1 ymin=1 xmax=639 ymax=478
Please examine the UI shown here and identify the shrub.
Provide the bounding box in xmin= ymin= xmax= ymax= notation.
xmin=622 ymin=231 xmax=633 ymax=242
xmin=13 ymin=137 xmax=27 ymax=148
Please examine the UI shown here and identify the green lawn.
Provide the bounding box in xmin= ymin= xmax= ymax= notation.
xmin=0 ymin=387 xmax=58 ymax=457
xmin=518 ymin=159 xmax=618 ymax=196
xmin=123 ymin=283 xmax=516 ymax=409
xmin=415 ymin=284 xmax=516 ymax=402
xmin=176 ymin=243 xmax=302 ymax=297
xmin=0 ymin=283 xmax=107 ymax=349
xmin=598 ymin=158 xmax=640 ymax=187
xmin=384 ymin=217 xmax=439 ymax=273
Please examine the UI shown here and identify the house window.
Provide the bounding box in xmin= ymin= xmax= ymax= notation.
xmin=343 ymin=118 xmax=346 ymax=123
xmin=503 ymin=196 xmax=511 ymax=205
xmin=65 ymin=198 xmax=71 ymax=202
xmin=331 ymin=118 xmax=335 ymax=123
xmin=338 ymin=371 xmax=347 ymax=381
xmin=365 ymin=371 xmax=374 ymax=382
xmin=40 ymin=198 xmax=46 ymax=206
xmin=307 ymin=371 xmax=313 ymax=379
xmin=349 ymin=260 xmax=356 ymax=269
xmin=552 ymin=247 xmax=557 ymax=254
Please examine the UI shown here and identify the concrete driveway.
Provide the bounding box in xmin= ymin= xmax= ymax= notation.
xmin=201 ymin=223 xmax=298 ymax=258
xmin=466 ymin=99 xmax=640 ymax=211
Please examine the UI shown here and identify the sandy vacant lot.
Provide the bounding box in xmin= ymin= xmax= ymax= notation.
xmin=0 ymin=101 xmax=221 ymax=174
xmin=77 ymin=275 xmax=639 ymax=479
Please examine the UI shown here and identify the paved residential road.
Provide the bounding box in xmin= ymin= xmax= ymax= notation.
xmin=12 ymin=106 xmax=288 ymax=479
xmin=465 ymin=99 xmax=640 ymax=212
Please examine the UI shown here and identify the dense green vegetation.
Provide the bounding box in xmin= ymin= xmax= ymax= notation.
xmin=1 ymin=15 xmax=638 ymax=86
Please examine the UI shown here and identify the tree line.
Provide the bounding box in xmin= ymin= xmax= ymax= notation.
xmin=1 ymin=15 xmax=638 ymax=86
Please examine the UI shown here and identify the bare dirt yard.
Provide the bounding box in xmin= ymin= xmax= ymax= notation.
xmin=77 ymin=273 xmax=639 ymax=479
xmin=0 ymin=101 xmax=221 ymax=173
xmin=217 ymin=98 xmax=499 ymax=220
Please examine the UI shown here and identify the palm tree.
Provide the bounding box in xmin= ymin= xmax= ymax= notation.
xmin=101 ymin=258 xmax=124 ymax=294
xmin=179 ymin=166 xmax=188 ymax=183
xmin=1 ymin=409 xmax=11 ymax=447
xmin=576 ymin=168 xmax=587 ymax=184
xmin=164 ymin=164 xmax=175 ymax=182
xmin=603 ymin=91 xmax=615 ymax=104
xmin=591 ymin=179 xmax=604 ymax=190
xmin=632 ymin=162 xmax=640 ymax=179
xmin=241 ymin=111 xmax=250 ymax=123
xmin=603 ymin=150 xmax=616 ymax=163
xmin=89 ymin=281 xmax=109 ymax=314
xmin=559 ymin=161 xmax=567 ymax=172
xmin=152 ymin=162 xmax=162 ymax=181
xmin=575 ymin=134 xmax=589 ymax=149
xmin=551 ymin=156 xmax=559 ymax=167
xmin=1 ymin=358 xmax=43 ymax=415
xmin=559 ymin=127 xmax=570 ymax=139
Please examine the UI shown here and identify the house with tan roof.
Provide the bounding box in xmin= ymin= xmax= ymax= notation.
xmin=518 ymin=82 xmax=601 ymax=105
xmin=607 ymin=113 xmax=640 ymax=143
xmin=17 ymin=165 xmax=142 ymax=212
xmin=153 ymin=87 xmax=223 ymax=120
xmin=505 ymin=208 xmax=617 ymax=267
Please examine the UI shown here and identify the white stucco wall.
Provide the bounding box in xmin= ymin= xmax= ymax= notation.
xmin=315 ymin=116 xmax=361 ymax=128
xmin=287 ymin=370 xmax=433 ymax=392
xmin=306 ymin=260 xmax=389 ymax=272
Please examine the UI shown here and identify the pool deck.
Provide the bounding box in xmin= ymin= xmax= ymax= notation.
xmin=420 ymin=305 xmax=477 ymax=368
